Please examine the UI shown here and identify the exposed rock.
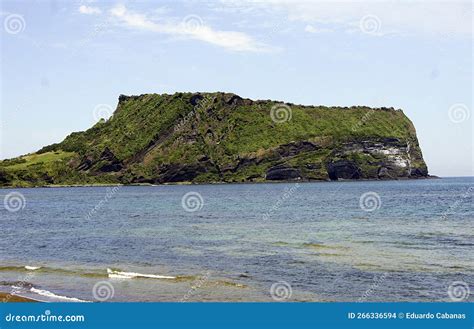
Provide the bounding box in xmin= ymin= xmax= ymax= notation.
xmin=118 ymin=94 xmax=141 ymax=103
xmin=41 ymin=173 xmax=54 ymax=184
xmin=96 ymin=148 xmax=122 ymax=172
xmin=377 ymin=166 xmax=393 ymax=179
xmin=266 ymin=165 xmax=301 ymax=180
xmin=190 ymin=94 xmax=204 ymax=106
xmin=325 ymin=138 xmax=428 ymax=180
xmin=77 ymin=147 xmax=123 ymax=173
xmin=410 ymin=167 xmax=428 ymax=177
xmin=327 ymin=160 xmax=361 ymax=180
xmin=224 ymin=93 xmax=243 ymax=106
xmin=276 ymin=141 xmax=318 ymax=157
xmin=0 ymin=92 xmax=430 ymax=187
xmin=156 ymin=163 xmax=209 ymax=183
xmin=197 ymin=155 xmax=210 ymax=162
xmin=305 ymin=163 xmax=322 ymax=170
xmin=77 ymin=156 xmax=94 ymax=171
xmin=0 ymin=169 xmax=9 ymax=184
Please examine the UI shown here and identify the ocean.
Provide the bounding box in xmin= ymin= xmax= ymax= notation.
xmin=0 ymin=177 xmax=472 ymax=302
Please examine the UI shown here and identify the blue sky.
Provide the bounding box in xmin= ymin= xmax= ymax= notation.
xmin=1 ymin=0 xmax=472 ymax=176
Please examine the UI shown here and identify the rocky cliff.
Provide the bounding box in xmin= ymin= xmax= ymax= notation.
xmin=0 ymin=92 xmax=429 ymax=187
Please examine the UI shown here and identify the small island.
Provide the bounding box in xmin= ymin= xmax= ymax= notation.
xmin=0 ymin=92 xmax=429 ymax=187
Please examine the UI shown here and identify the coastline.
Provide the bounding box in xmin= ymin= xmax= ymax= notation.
xmin=0 ymin=175 xmax=441 ymax=189
xmin=0 ymin=292 xmax=39 ymax=302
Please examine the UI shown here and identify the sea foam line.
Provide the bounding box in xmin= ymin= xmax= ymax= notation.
xmin=25 ymin=266 xmax=41 ymax=271
xmin=107 ymin=268 xmax=175 ymax=279
xmin=30 ymin=287 xmax=89 ymax=302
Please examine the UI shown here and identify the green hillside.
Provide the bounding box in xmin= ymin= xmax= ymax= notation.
xmin=0 ymin=92 xmax=428 ymax=187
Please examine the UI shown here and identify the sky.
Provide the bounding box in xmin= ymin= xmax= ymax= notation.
xmin=0 ymin=0 xmax=472 ymax=177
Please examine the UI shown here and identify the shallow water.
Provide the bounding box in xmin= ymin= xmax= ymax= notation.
xmin=0 ymin=177 xmax=472 ymax=302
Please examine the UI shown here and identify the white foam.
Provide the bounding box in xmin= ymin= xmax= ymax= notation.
xmin=25 ymin=266 xmax=41 ymax=270
xmin=30 ymin=287 xmax=88 ymax=302
xmin=107 ymin=268 xmax=175 ymax=280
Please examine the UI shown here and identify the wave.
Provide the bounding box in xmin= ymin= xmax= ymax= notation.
xmin=2 ymin=283 xmax=88 ymax=302
xmin=25 ymin=266 xmax=41 ymax=270
xmin=30 ymin=287 xmax=88 ymax=302
xmin=302 ymin=243 xmax=349 ymax=250
xmin=0 ymin=266 xmax=29 ymax=271
xmin=0 ymin=265 xmax=106 ymax=278
xmin=107 ymin=268 xmax=175 ymax=280
xmin=1 ymin=264 xmax=178 ymax=280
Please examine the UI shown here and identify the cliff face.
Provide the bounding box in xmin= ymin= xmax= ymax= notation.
xmin=0 ymin=92 xmax=429 ymax=187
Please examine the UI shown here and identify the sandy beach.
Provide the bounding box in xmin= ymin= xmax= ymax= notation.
xmin=0 ymin=292 xmax=38 ymax=302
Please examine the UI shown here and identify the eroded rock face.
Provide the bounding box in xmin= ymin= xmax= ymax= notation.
xmin=276 ymin=141 xmax=319 ymax=157
xmin=410 ymin=167 xmax=428 ymax=177
xmin=0 ymin=170 xmax=9 ymax=184
xmin=154 ymin=137 xmax=427 ymax=183
xmin=155 ymin=163 xmax=210 ymax=183
xmin=77 ymin=156 xmax=94 ymax=171
xmin=190 ymin=94 xmax=204 ymax=106
xmin=325 ymin=138 xmax=427 ymax=180
xmin=77 ymin=147 xmax=123 ymax=173
xmin=266 ymin=165 xmax=301 ymax=180
xmin=74 ymin=137 xmax=426 ymax=183
xmin=0 ymin=92 xmax=430 ymax=187
xmin=98 ymin=147 xmax=123 ymax=172
xmin=327 ymin=160 xmax=361 ymax=180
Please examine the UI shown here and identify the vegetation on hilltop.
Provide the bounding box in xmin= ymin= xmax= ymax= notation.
xmin=0 ymin=92 xmax=428 ymax=187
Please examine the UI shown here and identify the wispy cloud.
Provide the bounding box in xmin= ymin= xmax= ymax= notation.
xmin=218 ymin=0 xmax=472 ymax=38
xmin=79 ymin=5 xmax=102 ymax=15
xmin=109 ymin=4 xmax=271 ymax=52
xmin=304 ymin=24 xmax=333 ymax=34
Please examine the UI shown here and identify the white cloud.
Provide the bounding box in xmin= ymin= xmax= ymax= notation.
xmin=79 ymin=5 xmax=102 ymax=15
xmin=109 ymin=4 xmax=271 ymax=52
xmin=304 ymin=24 xmax=333 ymax=34
xmin=219 ymin=0 xmax=472 ymax=38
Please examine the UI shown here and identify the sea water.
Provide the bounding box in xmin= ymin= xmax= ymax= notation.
xmin=0 ymin=177 xmax=472 ymax=302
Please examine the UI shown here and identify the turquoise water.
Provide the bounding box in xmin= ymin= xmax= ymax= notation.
xmin=0 ymin=177 xmax=472 ymax=302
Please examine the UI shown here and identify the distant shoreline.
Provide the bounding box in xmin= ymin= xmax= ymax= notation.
xmin=0 ymin=175 xmax=441 ymax=189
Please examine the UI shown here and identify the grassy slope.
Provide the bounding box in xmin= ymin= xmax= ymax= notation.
xmin=0 ymin=92 xmax=426 ymax=187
